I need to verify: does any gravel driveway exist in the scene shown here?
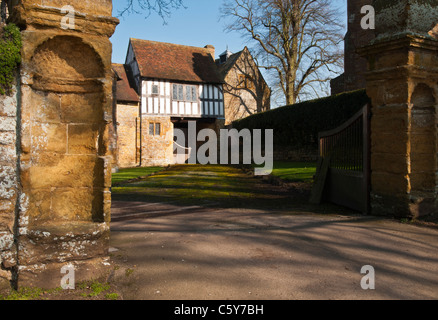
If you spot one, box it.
[110,201,438,300]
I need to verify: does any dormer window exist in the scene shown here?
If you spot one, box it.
[219,49,233,64]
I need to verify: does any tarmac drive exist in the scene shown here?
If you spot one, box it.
[109,201,438,300]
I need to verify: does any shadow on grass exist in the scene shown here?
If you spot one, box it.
[109,166,438,300]
[111,164,353,215]
[112,167,164,185]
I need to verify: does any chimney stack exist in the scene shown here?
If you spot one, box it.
[204,45,215,60]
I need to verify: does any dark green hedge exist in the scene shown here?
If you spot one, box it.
[232,89,370,148]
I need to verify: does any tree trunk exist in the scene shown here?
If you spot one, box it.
[285,75,296,105]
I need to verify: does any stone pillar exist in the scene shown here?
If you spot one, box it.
[360,0,438,218]
[344,0,375,92]
[8,0,118,288]
[0,76,19,290]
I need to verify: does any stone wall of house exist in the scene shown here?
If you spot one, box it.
[0,78,18,290]
[135,116,227,168]
[223,49,270,125]
[140,116,174,166]
[116,103,140,168]
[223,89,255,125]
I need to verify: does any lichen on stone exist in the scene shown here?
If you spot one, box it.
[374,0,438,40]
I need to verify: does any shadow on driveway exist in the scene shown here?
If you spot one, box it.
[109,165,438,300]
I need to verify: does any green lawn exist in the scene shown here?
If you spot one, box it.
[112,162,316,186]
[111,163,320,210]
[267,161,317,183]
[112,164,307,208]
[112,167,163,185]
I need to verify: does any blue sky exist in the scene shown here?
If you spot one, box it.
[110,0,347,105]
[111,0,347,64]
[111,0,253,63]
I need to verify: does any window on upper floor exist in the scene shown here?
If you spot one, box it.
[172,84,198,102]
[151,84,159,95]
[186,85,192,102]
[191,86,197,102]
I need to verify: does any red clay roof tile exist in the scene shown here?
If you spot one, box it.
[130,39,223,84]
[112,63,139,103]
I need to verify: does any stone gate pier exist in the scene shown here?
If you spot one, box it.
[360,0,438,217]
[1,0,118,289]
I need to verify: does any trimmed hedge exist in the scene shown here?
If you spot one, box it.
[233,89,370,148]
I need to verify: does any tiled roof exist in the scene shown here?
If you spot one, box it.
[130,39,223,84]
[216,50,244,79]
[112,63,139,103]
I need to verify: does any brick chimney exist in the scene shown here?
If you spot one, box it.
[204,44,215,60]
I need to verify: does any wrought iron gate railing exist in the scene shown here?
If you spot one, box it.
[312,104,371,214]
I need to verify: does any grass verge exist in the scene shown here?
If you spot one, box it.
[112,167,164,185]
[111,164,316,210]
[269,161,317,183]
[0,279,121,300]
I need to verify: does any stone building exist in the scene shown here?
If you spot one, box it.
[113,40,269,168]
[114,39,225,168]
[112,63,140,169]
[216,47,271,125]
[331,0,375,95]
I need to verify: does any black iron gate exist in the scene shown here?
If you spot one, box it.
[311,104,371,214]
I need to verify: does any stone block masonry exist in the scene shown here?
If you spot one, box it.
[0,79,18,290]
[360,0,438,218]
[116,103,140,168]
[0,0,119,289]
[141,116,174,167]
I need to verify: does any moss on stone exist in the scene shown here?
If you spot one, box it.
[0,23,21,95]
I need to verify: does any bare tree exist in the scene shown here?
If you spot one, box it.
[118,0,185,22]
[222,0,344,105]
[221,48,271,123]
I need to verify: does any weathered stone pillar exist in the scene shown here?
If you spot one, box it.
[0,76,19,290]
[8,0,118,288]
[360,0,438,218]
